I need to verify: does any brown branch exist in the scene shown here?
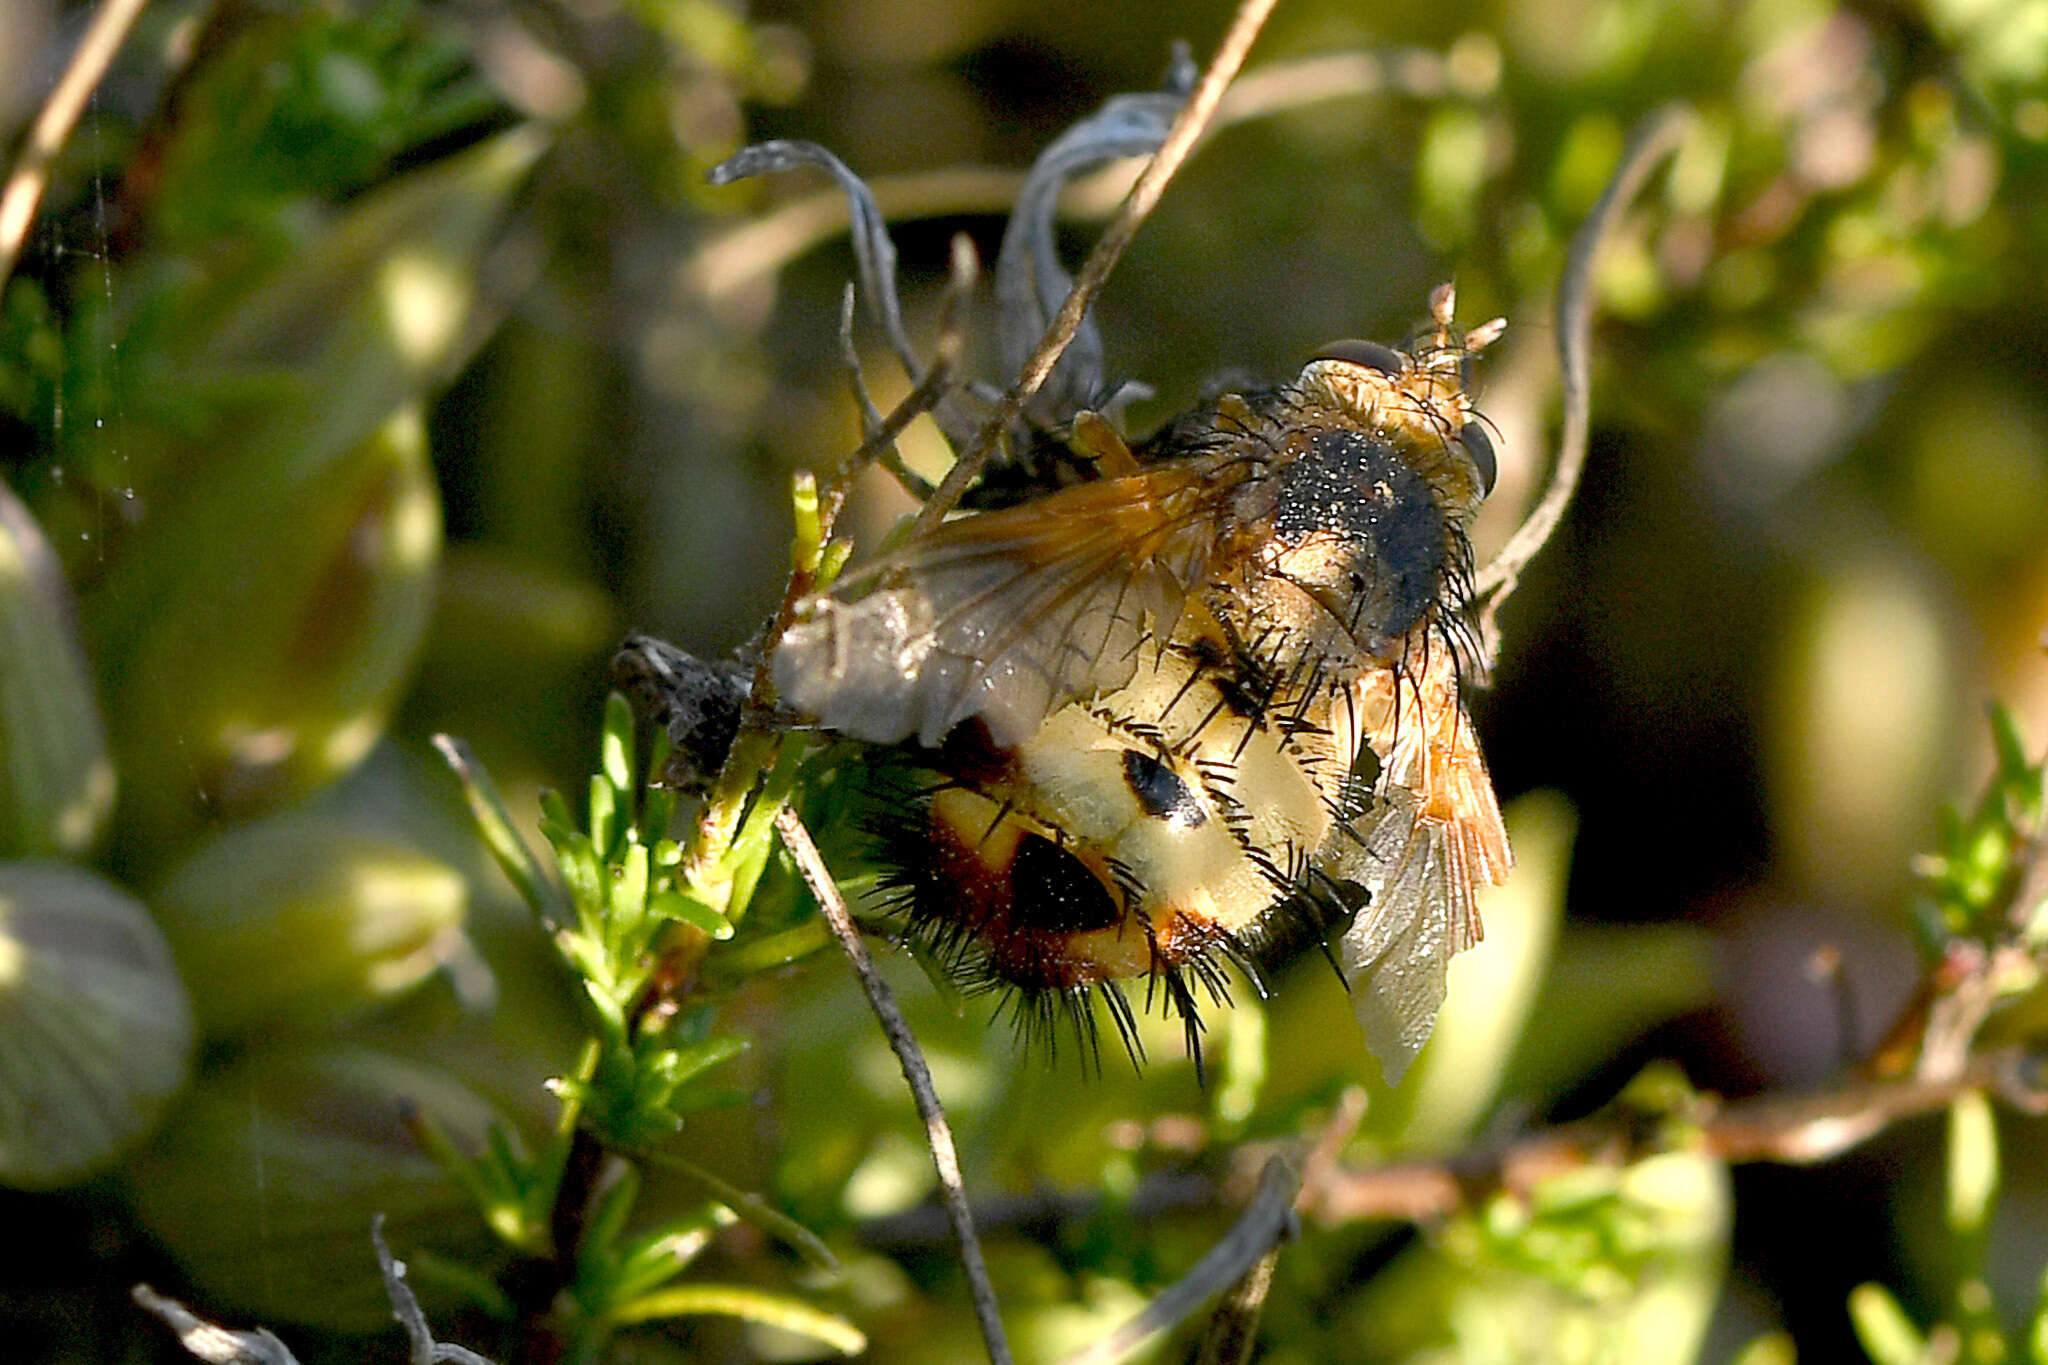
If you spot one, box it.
[0,0,153,288]
[910,0,1282,535]
[774,807,1012,1365]
[1302,1045,2048,1226]
[852,1046,2048,1256]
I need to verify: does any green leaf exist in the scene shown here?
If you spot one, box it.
[649,888,733,938]
[0,863,194,1187]
[790,470,824,575]
[413,1110,538,1252]
[1730,1332,1798,1365]
[602,692,637,794]
[150,810,469,1039]
[579,1163,641,1259]
[603,1211,722,1305]
[590,773,618,860]
[606,1282,866,1355]
[1849,1283,1928,1365]
[433,734,562,925]
[0,484,114,858]
[661,1034,749,1089]
[1991,704,2032,793]
[610,842,652,950]
[1948,1090,2000,1238]
[538,789,575,833]
[637,1149,838,1272]
[87,128,549,861]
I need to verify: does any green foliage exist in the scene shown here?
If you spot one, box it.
[433,697,857,1357]
[145,2,500,246]
[1849,1092,2035,1365]
[1918,706,2048,950]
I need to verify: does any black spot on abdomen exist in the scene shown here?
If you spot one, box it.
[1010,835,1123,933]
[1121,749,1207,826]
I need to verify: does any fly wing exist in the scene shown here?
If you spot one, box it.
[1328,656,1510,1081]
[1336,788,1460,1080]
[775,462,1243,748]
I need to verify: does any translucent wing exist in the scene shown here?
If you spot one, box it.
[776,461,1245,747]
[1328,656,1510,1081]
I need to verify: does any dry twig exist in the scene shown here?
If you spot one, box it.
[0,0,152,287]
[853,1045,2048,1254]
[1054,1157,1300,1365]
[911,0,1282,534]
[820,235,978,538]
[1301,1045,2048,1225]
[686,47,1464,305]
[774,806,1012,1365]
[1473,104,1691,620]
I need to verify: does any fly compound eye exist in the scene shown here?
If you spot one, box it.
[1310,338,1404,376]
[1459,421,1498,495]
[1121,749,1207,828]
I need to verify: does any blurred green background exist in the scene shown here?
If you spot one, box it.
[4,0,2048,1360]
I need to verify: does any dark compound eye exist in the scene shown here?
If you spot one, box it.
[1121,749,1207,827]
[1310,338,1404,376]
[1459,421,1497,494]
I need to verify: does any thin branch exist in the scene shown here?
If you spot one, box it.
[373,1217,501,1365]
[1212,47,1454,121]
[0,0,152,288]
[1297,1084,1369,1197]
[855,1174,1218,1252]
[774,807,1013,1365]
[818,233,977,541]
[853,1044,2048,1255]
[1193,1241,1282,1365]
[1054,1157,1300,1365]
[1474,104,1691,615]
[910,0,1282,536]
[132,1285,299,1365]
[836,285,887,443]
[1302,1044,2048,1225]
[725,232,978,741]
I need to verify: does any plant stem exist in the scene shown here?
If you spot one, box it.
[774,806,1013,1365]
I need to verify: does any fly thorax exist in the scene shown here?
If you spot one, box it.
[1261,427,1452,662]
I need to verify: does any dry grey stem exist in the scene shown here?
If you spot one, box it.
[911,0,1283,535]
[1055,1157,1301,1365]
[1474,105,1693,615]
[774,806,1014,1365]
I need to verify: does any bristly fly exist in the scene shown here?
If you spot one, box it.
[622,65,1673,1080]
